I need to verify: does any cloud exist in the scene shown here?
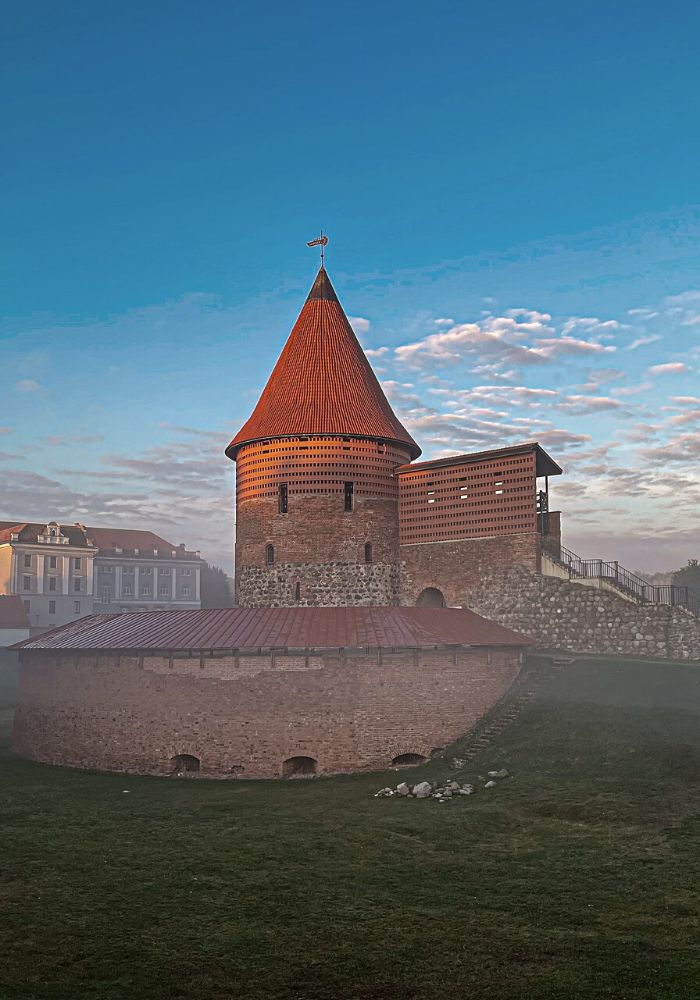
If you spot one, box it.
[647,362,691,375]
[557,395,622,415]
[365,346,389,359]
[394,306,619,374]
[624,334,662,351]
[349,316,370,335]
[0,427,11,435]
[45,434,104,446]
[14,379,41,393]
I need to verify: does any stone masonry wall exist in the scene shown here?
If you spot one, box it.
[238,561,401,607]
[400,533,540,607]
[465,566,700,661]
[12,646,521,778]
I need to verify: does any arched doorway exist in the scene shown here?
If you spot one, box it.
[416,587,446,608]
[282,756,317,778]
[171,753,200,774]
[391,752,427,767]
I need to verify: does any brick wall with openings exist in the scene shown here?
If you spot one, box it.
[465,566,700,661]
[400,533,540,607]
[13,646,522,778]
[235,494,401,606]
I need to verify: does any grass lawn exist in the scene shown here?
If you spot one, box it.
[2,656,700,1000]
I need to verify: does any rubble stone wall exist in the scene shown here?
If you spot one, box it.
[465,566,700,661]
[12,645,521,778]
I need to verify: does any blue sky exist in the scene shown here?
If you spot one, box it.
[2,0,700,573]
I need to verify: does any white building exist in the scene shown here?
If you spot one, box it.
[0,521,202,631]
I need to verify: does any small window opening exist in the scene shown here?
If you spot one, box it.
[391,753,427,767]
[171,754,200,775]
[266,544,275,565]
[364,542,373,564]
[294,582,301,601]
[278,482,288,514]
[282,756,317,778]
[344,481,353,511]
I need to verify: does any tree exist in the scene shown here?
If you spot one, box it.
[200,563,234,608]
[672,559,700,594]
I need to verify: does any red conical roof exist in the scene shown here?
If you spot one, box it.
[226,268,421,460]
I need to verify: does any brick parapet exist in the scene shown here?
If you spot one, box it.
[12,646,522,778]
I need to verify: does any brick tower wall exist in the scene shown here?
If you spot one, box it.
[235,436,412,606]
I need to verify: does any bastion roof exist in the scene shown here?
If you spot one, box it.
[226,267,421,460]
[396,442,563,478]
[13,606,531,653]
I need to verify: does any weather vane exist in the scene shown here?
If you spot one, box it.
[307,229,329,266]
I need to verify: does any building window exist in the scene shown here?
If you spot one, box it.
[49,556,57,569]
[364,542,373,564]
[22,575,31,591]
[182,585,190,597]
[161,568,170,576]
[294,582,301,602]
[48,600,56,615]
[48,577,57,592]
[74,601,81,615]
[182,568,191,576]
[102,588,110,604]
[123,585,132,596]
[24,554,31,568]
[141,586,150,596]
[160,586,168,596]
[278,482,288,514]
[74,557,81,570]
[265,544,274,566]
[22,600,30,613]
[344,481,353,511]
[74,579,81,592]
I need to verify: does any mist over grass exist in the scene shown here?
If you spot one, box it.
[1,656,699,999]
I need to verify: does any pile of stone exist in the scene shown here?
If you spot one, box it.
[374,769,509,802]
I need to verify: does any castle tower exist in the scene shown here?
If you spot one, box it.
[226,267,421,607]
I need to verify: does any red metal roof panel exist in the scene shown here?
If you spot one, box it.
[13,606,532,652]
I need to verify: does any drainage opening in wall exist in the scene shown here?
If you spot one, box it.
[171,753,200,774]
[391,753,427,767]
[282,756,317,778]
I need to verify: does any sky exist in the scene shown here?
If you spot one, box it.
[2,0,700,575]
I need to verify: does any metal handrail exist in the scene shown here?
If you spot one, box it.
[541,538,700,618]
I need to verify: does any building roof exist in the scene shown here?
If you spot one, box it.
[0,522,96,547]
[0,595,30,631]
[13,606,531,652]
[226,267,421,460]
[0,521,200,560]
[396,442,562,478]
[84,527,201,561]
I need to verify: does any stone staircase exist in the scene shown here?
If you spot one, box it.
[449,656,564,763]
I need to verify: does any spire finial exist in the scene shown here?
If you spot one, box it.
[306,229,329,267]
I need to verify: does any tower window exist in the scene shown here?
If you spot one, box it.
[278,483,288,514]
[266,544,275,565]
[294,582,301,602]
[364,542,373,564]
[344,481,353,512]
